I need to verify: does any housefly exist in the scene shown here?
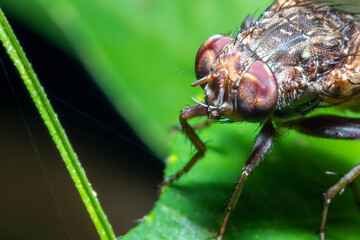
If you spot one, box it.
[161,0,360,239]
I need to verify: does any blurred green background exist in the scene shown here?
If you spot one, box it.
[0,0,359,239]
[1,0,273,156]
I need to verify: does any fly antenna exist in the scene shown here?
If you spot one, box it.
[191,73,216,87]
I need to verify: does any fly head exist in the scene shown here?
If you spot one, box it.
[193,34,279,123]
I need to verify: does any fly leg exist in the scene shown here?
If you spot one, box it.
[171,119,211,134]
[318,164,360,240]
[217,120,276,240]
[191,119,212,130]
[160,104,208,186]
[288,115,360,240]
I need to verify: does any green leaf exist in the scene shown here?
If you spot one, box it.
[122,120,360,239]
[2,0,360,239]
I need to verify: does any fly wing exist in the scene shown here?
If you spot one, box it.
[332,0,360,14]
[266,0,311,11]
[267,0,360,14]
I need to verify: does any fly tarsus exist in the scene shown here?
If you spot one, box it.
[319,163,360,240]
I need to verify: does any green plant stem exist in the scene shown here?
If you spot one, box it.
[0,8,116,240]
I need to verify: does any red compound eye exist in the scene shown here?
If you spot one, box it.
[195,34,232,82]
[236,60,278,123]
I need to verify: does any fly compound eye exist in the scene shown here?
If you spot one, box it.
[236,60,278,123]
[195,34,232,83]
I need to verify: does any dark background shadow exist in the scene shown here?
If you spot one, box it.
[0,16,164,240]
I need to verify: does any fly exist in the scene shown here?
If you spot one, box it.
[161,0,360,239]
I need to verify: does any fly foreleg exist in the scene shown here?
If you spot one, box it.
[287,115,360,240]
[160,104,208,187]
[217,120,276,240]
[171,119,211,134]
